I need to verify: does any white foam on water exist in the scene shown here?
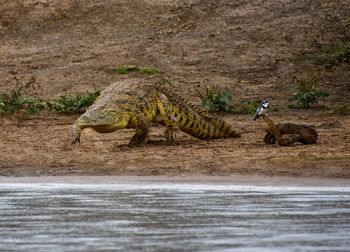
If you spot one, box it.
[1,182,350,193]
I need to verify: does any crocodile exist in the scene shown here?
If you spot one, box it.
[71,78,240,147]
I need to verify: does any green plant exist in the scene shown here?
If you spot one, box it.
[333,43,350,62]
[0,85,23,113]
[194,83,235,112]
[23,97,46,114]
[288,80,329,108]
[139,67,161,74]
[116,65,141,74]
[240,99,262,114]
[46,88,101,113]
[0,85,102,115]
[0,85,46,114]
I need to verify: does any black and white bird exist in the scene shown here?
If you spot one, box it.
[252,99,269,122]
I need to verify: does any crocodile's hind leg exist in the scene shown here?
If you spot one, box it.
[127,110,150,147]
[156,93,180,145]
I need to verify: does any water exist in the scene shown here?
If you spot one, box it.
[0,182,350,252]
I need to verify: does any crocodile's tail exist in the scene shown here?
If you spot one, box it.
[191,111,241,139]
[158,86,240,140]
[177,109,241,140]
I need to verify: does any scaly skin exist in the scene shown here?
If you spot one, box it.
[72,78,240,147]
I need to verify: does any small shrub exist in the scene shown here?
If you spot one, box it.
[116,65,141,74]
[0,85,46,114]
[194,83,235,112]
[23,98,46,114]
[288,80,329,108]
[240,99,262,114]
[47,88,101,113]
[0,85,23,113]
[0,85,102,115]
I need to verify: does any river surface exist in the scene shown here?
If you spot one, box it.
[0,181,350,252]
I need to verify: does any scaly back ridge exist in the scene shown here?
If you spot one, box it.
[157,85,240,139]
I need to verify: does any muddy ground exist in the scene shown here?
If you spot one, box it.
[0,0,349,178]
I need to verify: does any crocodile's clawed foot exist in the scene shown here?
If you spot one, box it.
[72,123,82,146]
[128,130,149,147]
[71,134,81,146]
[128,136,144,147]
[165,129,180,145]
[127,140,139,148]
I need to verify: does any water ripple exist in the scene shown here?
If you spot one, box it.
[0,183,349,252]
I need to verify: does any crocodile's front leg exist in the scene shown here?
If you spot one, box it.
[127,110,150,147]
[156,93,180,145]
[72,120,83,145]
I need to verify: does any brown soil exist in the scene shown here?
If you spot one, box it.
[1,0,350,178]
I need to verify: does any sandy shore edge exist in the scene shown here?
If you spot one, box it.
[0,175,349,187]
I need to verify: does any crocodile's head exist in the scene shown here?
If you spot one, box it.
[72,107,129,140]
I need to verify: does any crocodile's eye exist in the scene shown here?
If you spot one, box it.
[106,110,117,117]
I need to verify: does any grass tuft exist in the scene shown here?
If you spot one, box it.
[116,65,141,74]
[139,67,161,74]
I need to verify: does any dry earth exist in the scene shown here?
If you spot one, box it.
[0,0,349,178]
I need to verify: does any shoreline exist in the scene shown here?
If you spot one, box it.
[1,175,350,187]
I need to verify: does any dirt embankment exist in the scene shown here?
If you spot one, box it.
[0,0,349,178]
